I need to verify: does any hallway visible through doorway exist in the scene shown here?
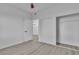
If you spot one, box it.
[33,19,39,41]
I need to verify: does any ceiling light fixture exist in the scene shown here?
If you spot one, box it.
[31,3,34,9]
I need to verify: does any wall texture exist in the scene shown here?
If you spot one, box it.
[38,3,79,45]
[0,4,33,49]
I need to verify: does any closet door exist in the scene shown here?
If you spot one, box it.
[59,14,79,46]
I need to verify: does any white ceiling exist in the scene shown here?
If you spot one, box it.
[9,3,53,13]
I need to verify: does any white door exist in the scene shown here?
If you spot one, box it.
[59,14,79,46]
[24,19,33,41]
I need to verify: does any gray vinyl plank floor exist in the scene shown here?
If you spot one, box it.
[0,37,79,55]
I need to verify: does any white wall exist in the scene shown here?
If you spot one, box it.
[39,19,54,44]
[0,4,33,49]
[38,3,79,45]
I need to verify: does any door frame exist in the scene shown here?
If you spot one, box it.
[56,13,79,45]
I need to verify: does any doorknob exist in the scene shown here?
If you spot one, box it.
[25,30,27,32]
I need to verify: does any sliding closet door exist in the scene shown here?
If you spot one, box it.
[59,14,79,46]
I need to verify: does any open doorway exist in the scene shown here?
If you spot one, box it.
[32,19,39,41]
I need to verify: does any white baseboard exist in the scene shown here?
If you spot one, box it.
[0,41,24,49]
[38,39,56,45]
[0,39,32,50]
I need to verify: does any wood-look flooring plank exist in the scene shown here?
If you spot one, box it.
[0,38,79,55]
